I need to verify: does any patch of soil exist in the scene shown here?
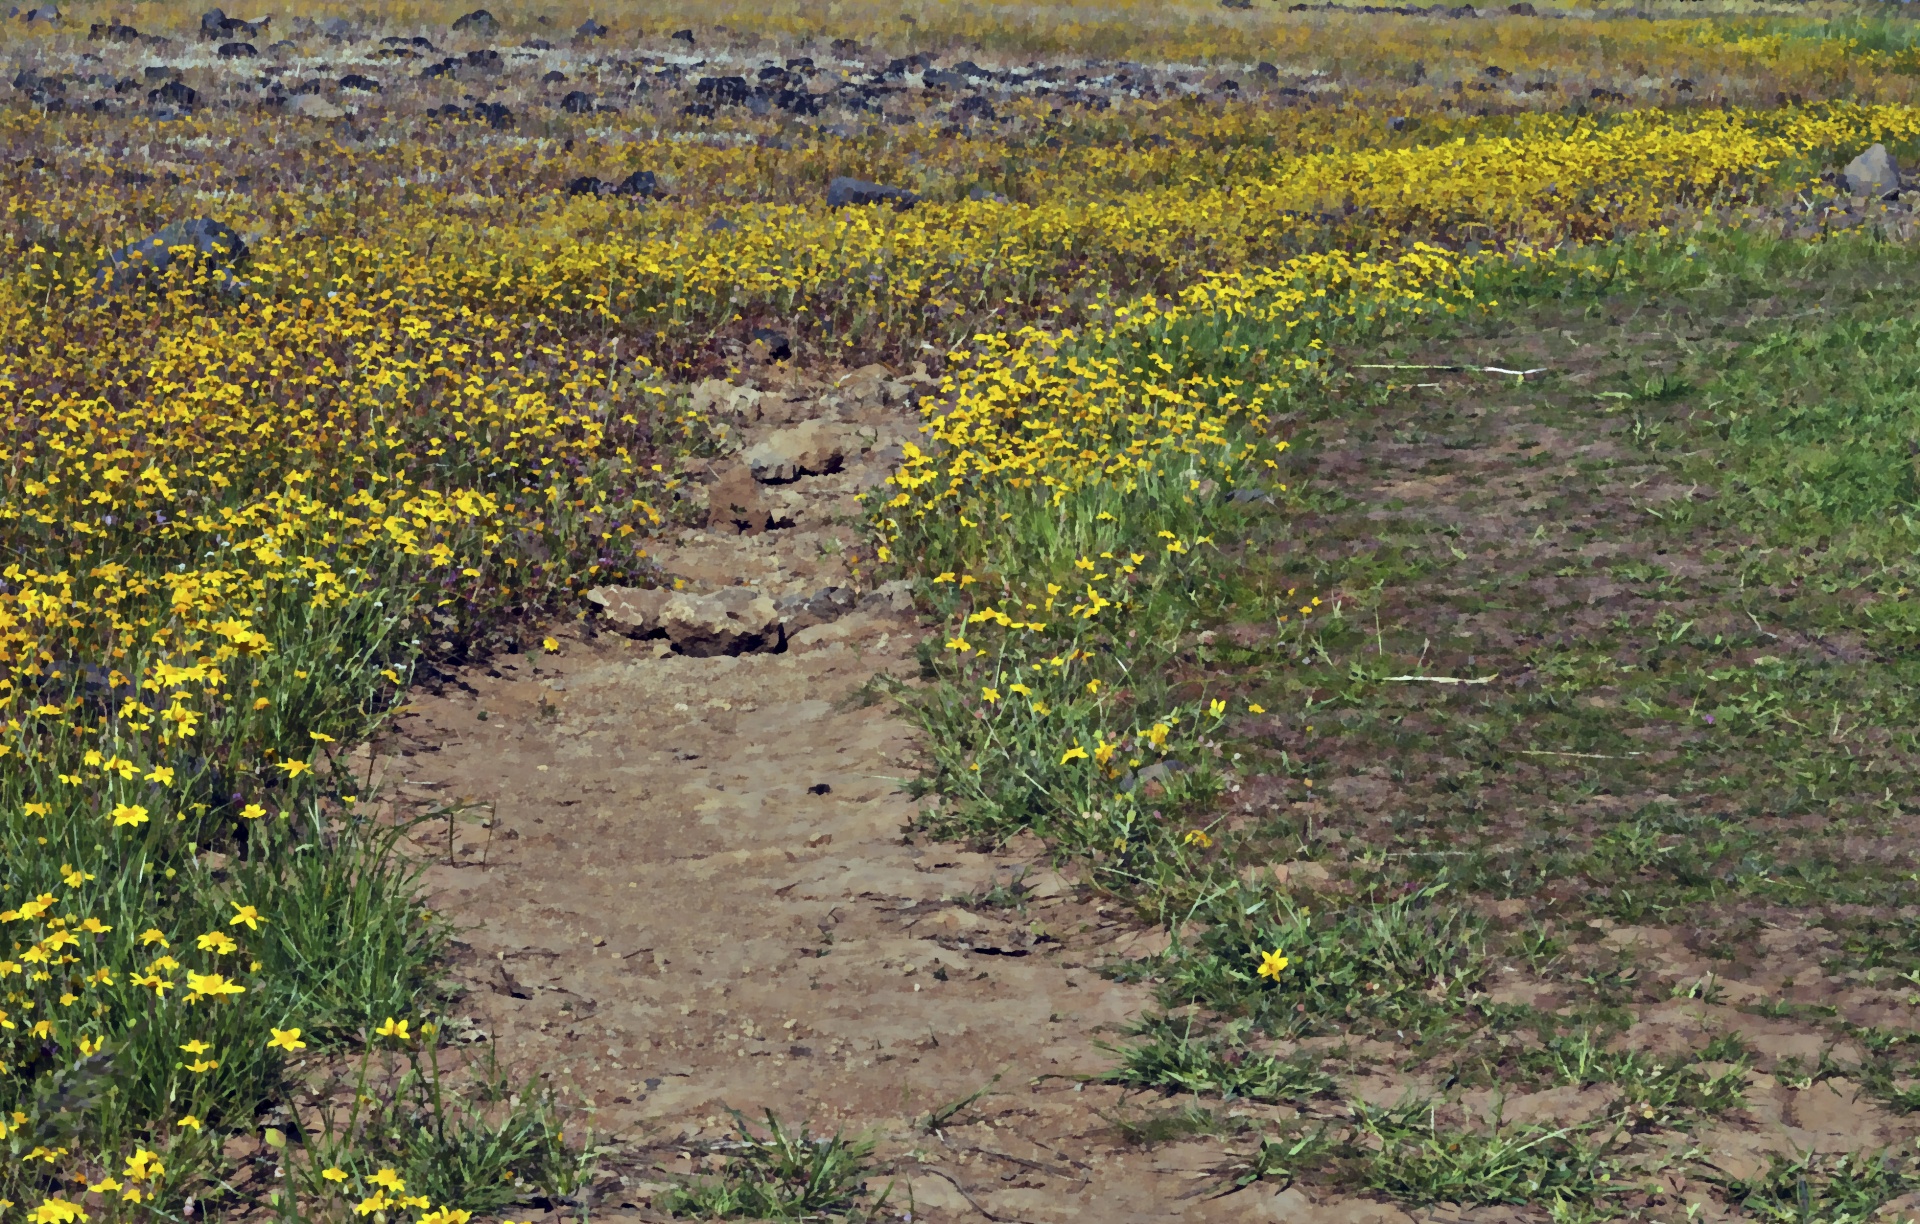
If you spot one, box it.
[380,367,1413,1221]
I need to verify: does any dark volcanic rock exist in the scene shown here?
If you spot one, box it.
[695,75,748,105]
[826,176,917,210]
[450,8,498,35]
[560,89,593,112]
[615,169,659,197]
[148,79,197,106]
[96,217,248,297]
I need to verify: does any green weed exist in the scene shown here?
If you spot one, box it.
[656,1110,882,1220]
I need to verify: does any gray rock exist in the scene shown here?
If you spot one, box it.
[743,420,853,484]
[587,585,669,635]
[589,585,783,656]
[576,18,606,37]
[1845,143,1900,197]
[858,579,914,614]
[826,175,917,210]
[660,588,781,656]
[320,16,355,39]
[450,8,498,34]
[285,93,344,119]
[777,586,855,630]
[96,217,247,297]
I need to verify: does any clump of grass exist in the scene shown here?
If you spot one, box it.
[657,1110,883,1221]
[1098,1014,1337,1101]
[1355,1102,1620,1207]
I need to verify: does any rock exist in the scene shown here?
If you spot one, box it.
[858,579,914,614]
[337,73,380,90]
[744,420,853,483]
[18,4,55,21]
[576,18,606,37]
[670,28,694,43]
[145,77,194,105]
[450,8,498,34]
[695,75,748,105]
[218,41,256,57]
[320,16,355,39]
[89,21,138,41]
[688,378,763,418]
[473,100,512,127]
[615,169,659,197]
[565,175,608,196]
[777,586,855,629]
[836,363,901,404]
[560,89,593,113]
[1846,143,1900,197]
[705,465,772,535]
[826,176,918,210]
[953,94,995,121]
[285,93,344,118]
[542,69,566,83]
[96,217,247,298]
[587,586,670,636]
[199,7,225,36]
[661,588,781,657]
[748,328,791,361]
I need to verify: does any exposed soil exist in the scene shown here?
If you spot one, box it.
[372,368,1337,1221]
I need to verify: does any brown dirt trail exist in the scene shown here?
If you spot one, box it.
[374,368,1319,1222]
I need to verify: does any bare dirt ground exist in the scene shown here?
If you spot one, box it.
[368,367,1335,1222]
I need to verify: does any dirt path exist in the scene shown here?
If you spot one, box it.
[375,367,1318,1222]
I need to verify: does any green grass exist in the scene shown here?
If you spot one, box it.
[892,222,1920,1213]
[656,1110,884,1221]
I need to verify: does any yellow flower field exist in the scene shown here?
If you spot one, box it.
[0,0,1915,1217]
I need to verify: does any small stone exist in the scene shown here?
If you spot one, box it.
[688,378,762,418]
[337,73,380,90]
[576,18,607,37]
[748,328,791,361]
[560,89,593,113]
[826,175,918,210]
[285,93,343,118]
[776,586,854,630]
[743,420,852,484]
[565,175,608,196]
[671,28,695,43]
[587,586,670,637]
[1845,142,1900,197]
[705,465,772,535]
[857,580,914,615]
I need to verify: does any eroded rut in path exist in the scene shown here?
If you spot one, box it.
[375,366,1293,1223]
